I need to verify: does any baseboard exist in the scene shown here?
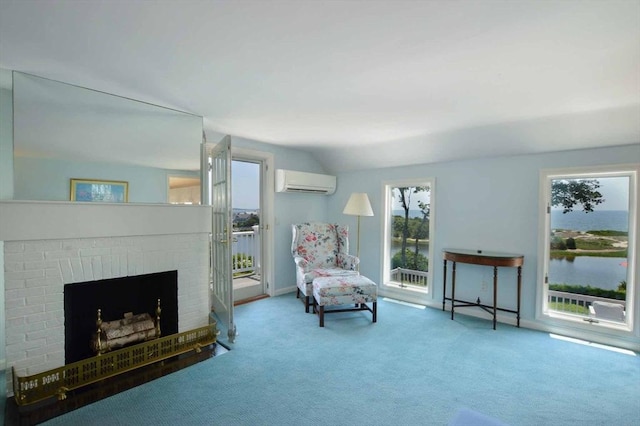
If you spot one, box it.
[274,285,297,297]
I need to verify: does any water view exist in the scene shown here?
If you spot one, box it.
[549,209,629,291]
[549,257,627,291]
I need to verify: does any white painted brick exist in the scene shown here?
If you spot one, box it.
[4,232,210,394]
[6,351,26,363]
[23,356,49,374]
[6,304,45,320]
[128,252,143,275]
[6,333,26,345]
[45,250,77,260]
[45,259,59,268]
[111,246,127,255]
[80,257,93,281]
[6,287,43,300]
[45,301,64,312]
[101,256,113,279]
[25,295,45,306]
[45,267,61,278]
[4,279,26,290]
[25,277,47,288]
[45,317,64,329]
[4,252,26,262]
[91,256,103,280]
[79,247,111,257]
[23,251,46,262]
[5,269,44,280]
[10,321,46,335]
[45,351,65,365]
[25,241,62,252]
[4,241,25,252]
[22,260,44,270]
[63,239,94,250]
[26,328,49,342]
[7,316,25,327]
[44,337,64,351]
[69,258,84,282]
[119,253,128,276]
[59,258,73,283]
[25,310,57,324]
[8,338,46,354]
[44,284,63,295]
[44,293,62,304]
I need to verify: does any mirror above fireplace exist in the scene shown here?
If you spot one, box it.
[11,72,204,204]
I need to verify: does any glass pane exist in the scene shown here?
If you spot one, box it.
[387,184,431,290]
[547,176,630,324]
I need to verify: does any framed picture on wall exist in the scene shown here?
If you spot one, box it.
[70,178,129,203]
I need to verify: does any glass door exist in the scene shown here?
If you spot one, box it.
[231,159,264,302]
[204,135,236,343]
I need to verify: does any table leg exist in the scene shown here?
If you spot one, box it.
[451,261,456,320]
[517,266,522,328]
[442,259,447,311]
[493,266,498,330]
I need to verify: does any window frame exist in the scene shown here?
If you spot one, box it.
[380,178,436,304]
[536,164,638,334]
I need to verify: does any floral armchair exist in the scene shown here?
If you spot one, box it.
[291,223,359,312]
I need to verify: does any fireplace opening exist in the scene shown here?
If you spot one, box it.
[64,270,178,364]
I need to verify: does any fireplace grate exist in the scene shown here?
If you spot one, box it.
[12,323,218,406]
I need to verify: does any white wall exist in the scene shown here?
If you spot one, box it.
[329,144,640,350]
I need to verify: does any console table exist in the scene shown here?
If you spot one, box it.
[442,249,523,329]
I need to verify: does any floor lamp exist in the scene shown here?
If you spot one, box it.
[343,192,374,269]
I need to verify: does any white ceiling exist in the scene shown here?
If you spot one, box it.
[1,0,639,173]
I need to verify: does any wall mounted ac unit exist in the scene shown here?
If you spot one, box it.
[275,169,336,195]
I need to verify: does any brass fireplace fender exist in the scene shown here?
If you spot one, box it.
[12,323,218,406]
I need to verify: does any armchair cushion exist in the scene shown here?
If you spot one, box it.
[291,222,359,298]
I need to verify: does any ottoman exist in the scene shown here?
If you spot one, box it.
[312,275,377,327]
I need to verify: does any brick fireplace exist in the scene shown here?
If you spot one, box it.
[0,201,212,395]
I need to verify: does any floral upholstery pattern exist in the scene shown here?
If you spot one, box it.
[312,275,378,327]
[312,275,377,307]
[291,223,359,311]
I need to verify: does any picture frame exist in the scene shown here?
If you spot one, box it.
[70,178,129,203]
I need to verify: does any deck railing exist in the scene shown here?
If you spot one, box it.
[232,226,261,276]
[390,267,428,287]
[547,290,626,316]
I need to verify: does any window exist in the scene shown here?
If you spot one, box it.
[539,165,637,331]
[382,179,435,301]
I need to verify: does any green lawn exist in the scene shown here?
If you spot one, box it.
[548,302,590,315]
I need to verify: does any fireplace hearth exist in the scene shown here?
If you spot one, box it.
[64,271,178,364]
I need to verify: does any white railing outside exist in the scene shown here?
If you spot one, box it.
[548,290,626,315]
[390,267,428,287]
[232,226,261,276]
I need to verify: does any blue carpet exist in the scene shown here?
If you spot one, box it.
[31,293,640,425]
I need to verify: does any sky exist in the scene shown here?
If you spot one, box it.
[595,177,630,211]
[391,186,431,212]
[232,160,260,209]
[550,176,630,211]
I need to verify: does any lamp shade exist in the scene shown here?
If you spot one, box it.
[343,192,374,217]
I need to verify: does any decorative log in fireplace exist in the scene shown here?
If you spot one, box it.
[64,271,178,364]
[92,299,162,355]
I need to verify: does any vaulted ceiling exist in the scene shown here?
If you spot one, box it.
[1,0,638,173]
